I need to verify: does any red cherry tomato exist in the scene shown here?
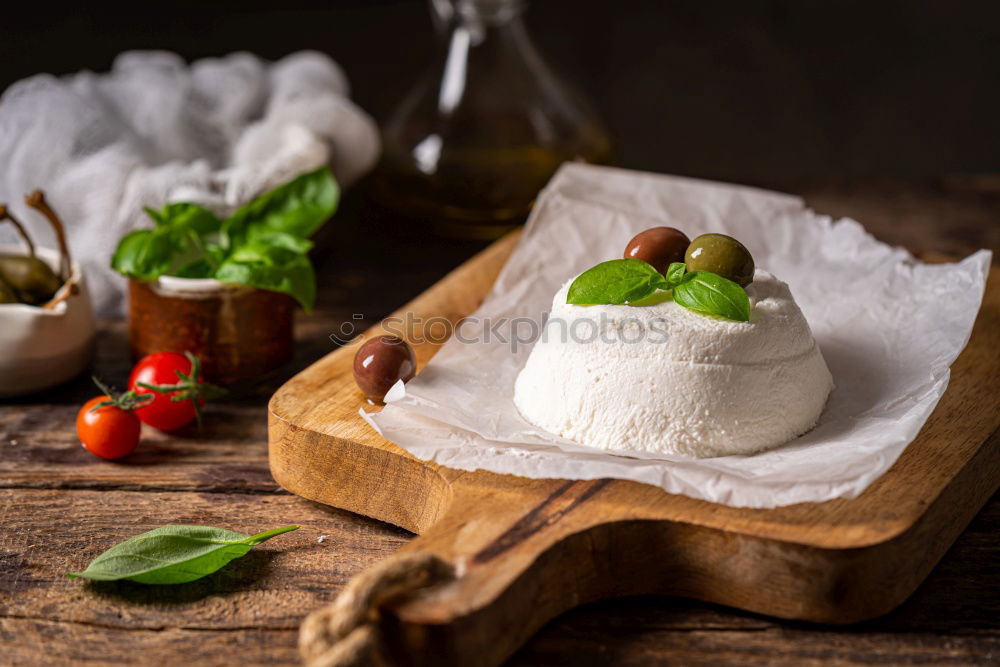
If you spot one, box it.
[128,352,201,431]
[76,396,141,460]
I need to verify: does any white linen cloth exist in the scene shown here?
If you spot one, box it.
[367,163,991,508]
[0,51,380,315]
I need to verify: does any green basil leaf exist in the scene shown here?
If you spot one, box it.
[144,203,222,236]
[111,228,200,280]
[112,204,223,280]
[665,262,687,287]
[111,170,336,311]
[567,259,667,305]
[248,230,315,255]
[172,259,215,278]
[214,250,316,311]
[67,525,298,584]
[672,270,751,322]
[110,229,168,280]
[222,166,338,250]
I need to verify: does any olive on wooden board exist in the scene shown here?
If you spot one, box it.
[684,233,755,287]
[624,226,691,274]
[0,255,62,304]
[353,335,417,402]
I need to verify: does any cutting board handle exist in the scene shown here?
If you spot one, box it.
[300,477,624,666]
[299,551,456,666]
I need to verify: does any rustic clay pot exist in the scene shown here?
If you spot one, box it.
[128,277,294,385]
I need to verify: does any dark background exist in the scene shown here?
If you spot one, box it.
[4,0,999,189]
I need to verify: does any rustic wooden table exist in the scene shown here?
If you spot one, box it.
[1,179,998,665]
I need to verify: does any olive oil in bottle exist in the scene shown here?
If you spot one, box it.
[368,0,611,240]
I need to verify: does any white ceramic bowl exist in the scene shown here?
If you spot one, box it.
[0,244,96,397]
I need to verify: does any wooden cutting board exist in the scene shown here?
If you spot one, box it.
[269,231,999,666]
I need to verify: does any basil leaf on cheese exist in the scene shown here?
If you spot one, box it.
[672,270,751,322]
[567,259,668,305]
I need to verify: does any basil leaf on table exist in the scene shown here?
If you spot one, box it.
[672,271,751,322]
[567,259,668,305]
[68,525,298,584]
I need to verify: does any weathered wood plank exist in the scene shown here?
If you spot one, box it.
[514,626,1000,666]
[0,311,348,493]
[5,616,995,667]
[0,404,279,493]
[799,179,1000,261]
[0,489,409,633]
[0,491,994,665]
[0,619,302,667]
[510,494,1000,665]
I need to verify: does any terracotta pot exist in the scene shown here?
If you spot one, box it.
[128,277,294,385]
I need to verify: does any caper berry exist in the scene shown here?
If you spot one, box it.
[0,255,62,304]
[0,275,17,304]
[684,233,755,287]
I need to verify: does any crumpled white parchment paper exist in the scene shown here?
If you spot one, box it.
[367,163,991,508]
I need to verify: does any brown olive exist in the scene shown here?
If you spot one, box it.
[353,335,417,402]
[624,227,690,274]
[684,233,755,287]
[0,255,62,304]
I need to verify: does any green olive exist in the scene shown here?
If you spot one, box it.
[684,233,755,287]
[0,275,18,304]
[0,255,62,304]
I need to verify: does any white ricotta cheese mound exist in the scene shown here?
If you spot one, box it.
[513,270,833,457]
